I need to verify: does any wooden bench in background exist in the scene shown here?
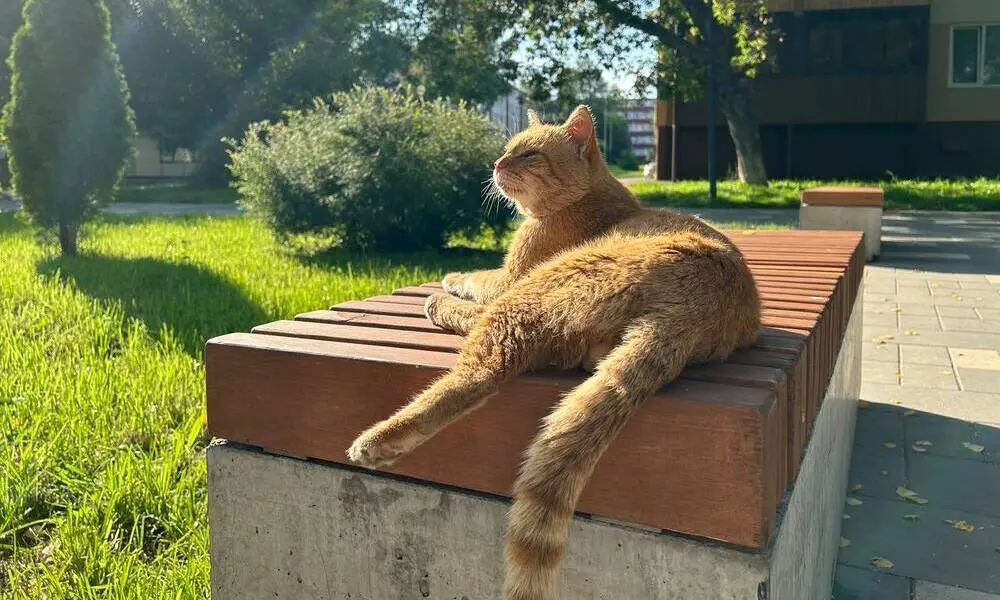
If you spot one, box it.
[205,230,866,600]
[800,186,884,261]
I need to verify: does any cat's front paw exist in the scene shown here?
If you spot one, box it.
[347,421,426,469]
[423,292,450,327]
[442,272,465,295]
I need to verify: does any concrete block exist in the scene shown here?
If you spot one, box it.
[207,298,863,600]
[800,204,882,261]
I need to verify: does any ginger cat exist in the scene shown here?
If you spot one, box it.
[347,105,762,600]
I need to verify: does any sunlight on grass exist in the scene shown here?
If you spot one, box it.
[0,213,500,597]
[630,179,1000,211]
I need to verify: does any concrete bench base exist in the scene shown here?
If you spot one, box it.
[799,187,883,261]
[206,294,861,600]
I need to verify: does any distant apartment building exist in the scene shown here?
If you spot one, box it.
[655,0,1000,180]
[622,98,656,161]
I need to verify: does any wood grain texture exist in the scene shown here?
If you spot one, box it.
[205,231,864,549]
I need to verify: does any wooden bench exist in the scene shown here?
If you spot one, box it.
[205,230,866,600]
[800,186,884,261]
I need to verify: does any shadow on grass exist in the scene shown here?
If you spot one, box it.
[37,254,269,357]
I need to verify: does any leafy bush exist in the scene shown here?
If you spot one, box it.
[2,0,135,256]
[227,85,510,251]
[615,149,640,171]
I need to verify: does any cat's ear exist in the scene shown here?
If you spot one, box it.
[563,105,597,157]
[526,109,541,127]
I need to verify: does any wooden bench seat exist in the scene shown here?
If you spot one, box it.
[206,230,865,551]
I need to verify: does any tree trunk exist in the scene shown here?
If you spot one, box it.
[59,220,78,256]
[717,79,768,185]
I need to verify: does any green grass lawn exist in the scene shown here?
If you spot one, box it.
[115,181,238,205]
[0,212,787,597]
[630,178,1000,211]
[607,164,645,179]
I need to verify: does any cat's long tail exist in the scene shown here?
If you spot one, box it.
[502,318,697,600]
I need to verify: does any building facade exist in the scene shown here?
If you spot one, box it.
[622,98,657,161]
[483,88,529,136]
[656,0,1000,180]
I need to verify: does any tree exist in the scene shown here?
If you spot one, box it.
[1,0,24,113]
[2,0,136,255]
[523,64,632,164]
[488,0,772,184]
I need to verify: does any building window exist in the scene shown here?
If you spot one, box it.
[950,25,1000,86]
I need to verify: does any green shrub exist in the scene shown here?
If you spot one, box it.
[227,85,510,251]
[2,0,135,256]
[616,149,640,171]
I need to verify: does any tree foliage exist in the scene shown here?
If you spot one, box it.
[2,0,136,255]
[479,0,773,183]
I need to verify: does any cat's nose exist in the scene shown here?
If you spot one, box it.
[494,157,510,171]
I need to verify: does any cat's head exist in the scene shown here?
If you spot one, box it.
[490,105,604,218]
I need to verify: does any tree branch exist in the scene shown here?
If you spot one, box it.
[590,0,706,63]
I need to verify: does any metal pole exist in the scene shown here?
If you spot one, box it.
[706,0,717,205]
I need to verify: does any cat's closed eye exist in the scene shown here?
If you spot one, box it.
[518,150,541,158]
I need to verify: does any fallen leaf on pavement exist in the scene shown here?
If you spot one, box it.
[903,514,920,522]
[871,558,894,569]
[840,538,851,548]
[896,486,929,505]
[962,442,985,454]
[850,483,863,492]
[945,519,976,533]
[872,335,895,345]
[884,442,897,449]
[846,497,863,506]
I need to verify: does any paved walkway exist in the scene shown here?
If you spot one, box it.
[0,198,240,216]
[834,212,1000,600]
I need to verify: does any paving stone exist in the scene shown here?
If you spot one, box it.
[866,343,901,366]
[900,345,953,367]
[901,365,959,391]
[937,307,982,319]
[915,581,1000,600]
[899,316,944,332]
[866,312,901,329]
[957,368,1000,394]
[908,453,1000,517]
[849,443,908,501]
[904,413,1000,465]
[894,303,941,317]
[950,349,1000,371]
[958,281,1000,291]
[860,329,1000,352]
[928,281,963,290]
[832,564,910,600]
[860,383,1000,425]
[856,406,906,449]
[867,303,901,315]
[838,497,1000,593]
[943,318,1000,334]
[867,361,904,385]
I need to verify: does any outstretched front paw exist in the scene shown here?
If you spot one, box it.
[347,420,426,469]
[423,292,450,327]
[442,272,465,295]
